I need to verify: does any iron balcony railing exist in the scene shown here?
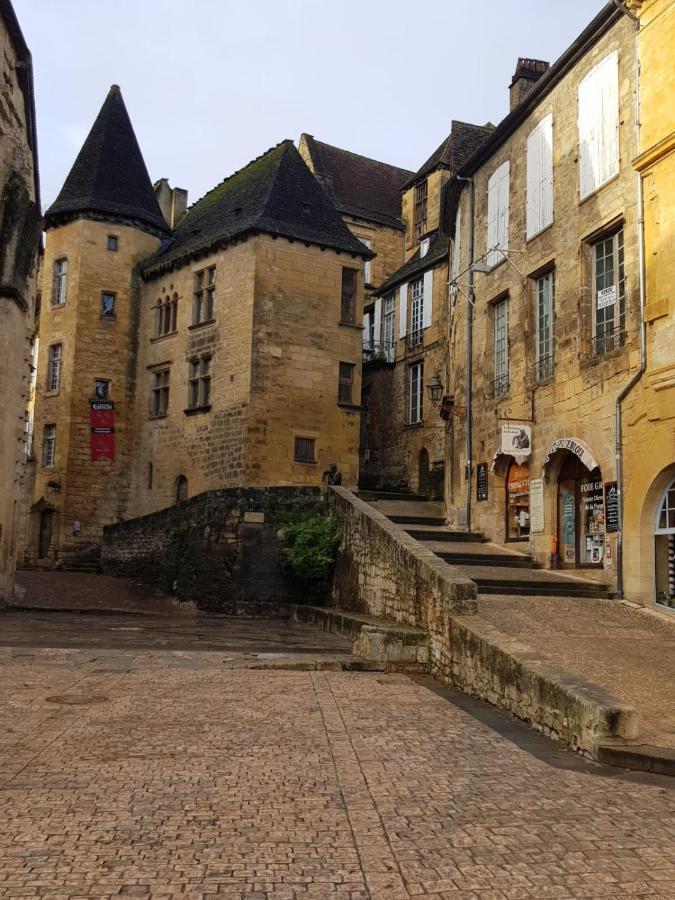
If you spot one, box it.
[363,340,396,365]
[592,324,626,358]
[491,372,510,398]
[533,353,555,382]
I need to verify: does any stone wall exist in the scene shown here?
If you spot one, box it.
[102,486,321,612]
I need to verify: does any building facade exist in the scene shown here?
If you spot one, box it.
[446,5,647,595]
[0,0,41,600]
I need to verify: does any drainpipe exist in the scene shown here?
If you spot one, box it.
[456,175,475,532]
[615,10,645,599]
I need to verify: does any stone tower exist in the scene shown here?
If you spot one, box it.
[27,85,169,564]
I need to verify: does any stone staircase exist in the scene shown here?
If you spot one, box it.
[360,491,614,600]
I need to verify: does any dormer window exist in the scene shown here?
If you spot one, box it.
[414,180,428,240]
[420,238,430,258]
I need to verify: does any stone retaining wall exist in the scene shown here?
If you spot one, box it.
[102,487,320,612]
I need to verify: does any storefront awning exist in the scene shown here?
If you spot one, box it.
[542,437,599,473]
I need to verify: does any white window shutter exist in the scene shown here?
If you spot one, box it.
[373,298,382,344]
[398,282,408,338]
[422,269,433,329]
[526,126,541,239]
[451,205,461,280]
[578,67,596,198]
[579,53,617,199]
[486,170,499,267]
[363,311,371,347]
[498,161,510,258]
[541,114,553,230]
[599,51,619,186]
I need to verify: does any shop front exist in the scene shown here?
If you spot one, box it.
[506,460,530,540]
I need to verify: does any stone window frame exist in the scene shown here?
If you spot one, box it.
[46,343,62,393]
[193,265,216,326]
[107,234,119,252]
[414,180,428,241]
[94,379,110,400]
[338,361,355,406]
[52,258,67,306]
[154,293,178,338]
[42,423,56,467]
[492,293,510,398]
[340,267,358,325]
[149,365,170,418]
[408,360,424,426]
[528,263,556,383]
[101,291,117,319]
[294,436,316,464]
[590,226,626,358]
[186,354,212,413]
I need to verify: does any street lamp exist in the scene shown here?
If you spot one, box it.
[426,373,444,405]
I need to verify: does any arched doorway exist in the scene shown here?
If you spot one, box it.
[38,509,53,559]
[557,455,604,568]
[175,475,188,504]
[505,459,530,540]
[655,478,675,608]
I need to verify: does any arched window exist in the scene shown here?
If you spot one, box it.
[175,475,188,505]
[655,478,675,608]
[655,479,675,534]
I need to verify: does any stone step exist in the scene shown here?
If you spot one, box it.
[357,490,428,502]
[432,550,537,568]
[390,514,447,527]
[405,526,488,543]
[455,565,613,598]
[291,605,428,667]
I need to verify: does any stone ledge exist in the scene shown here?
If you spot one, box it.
[596,742,675,777]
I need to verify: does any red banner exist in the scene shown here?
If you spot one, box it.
[90,401,115,461]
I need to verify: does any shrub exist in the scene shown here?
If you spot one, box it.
[281,511,340,601]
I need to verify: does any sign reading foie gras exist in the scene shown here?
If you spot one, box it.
[501,424,531,457]
[90,401,115,461]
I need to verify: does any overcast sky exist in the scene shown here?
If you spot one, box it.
[15,0,605,211]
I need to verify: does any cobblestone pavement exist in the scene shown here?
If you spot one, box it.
[478,595,675,749]
[0,615,674,899]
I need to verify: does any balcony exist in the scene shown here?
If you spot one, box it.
[363,340,396,366]
[592,324,626,358]
[491,373,510,399]
[533,353,555,383]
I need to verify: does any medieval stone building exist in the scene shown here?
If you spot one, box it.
[0,0,40,600]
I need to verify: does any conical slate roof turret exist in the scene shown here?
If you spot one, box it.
[45,85,168,234]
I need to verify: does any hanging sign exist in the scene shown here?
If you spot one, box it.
[90,401,115,461]
[530,478,544,533]
[476,463,488,501]
[501,425,531,457]
[604,481,619,533]
[597,285,616,309]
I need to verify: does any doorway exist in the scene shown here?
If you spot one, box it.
[557,455,604,568]
[418,448,430,496]
[654,477,675,609]
[505,459,530,540]
[38,510,53,559]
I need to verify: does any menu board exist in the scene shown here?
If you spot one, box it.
[476,463,488,501]
[529,478,544,533]
[604,481,619,533]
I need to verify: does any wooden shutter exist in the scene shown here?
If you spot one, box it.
[451,205,461,280]
[526,115,553,238]
[486,170,499,267]
[422,269,433,329]
[497,161,510,259]
[540,114,553,230]
[398,282,408,338]
[373,298,382,344]
[579,54,617,199]
[363,311,371,347]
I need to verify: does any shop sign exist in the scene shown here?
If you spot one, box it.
[597,285,616,309]
[604,481,619,533]
[476,463,488,501]
[530,478,544,533]
[90,401,115,461]
[501,425,531,457]
[543,437,598,472]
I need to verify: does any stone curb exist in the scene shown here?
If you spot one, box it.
[596,742,675,777]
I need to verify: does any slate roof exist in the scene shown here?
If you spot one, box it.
[143,140,373,276]
[401,121,494,190]
[300,135,413,230]
[45,85,168,234]
[375,231,448,295]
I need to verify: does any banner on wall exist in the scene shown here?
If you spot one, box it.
[90,401,115,461]
[501,425,531,457]
[529,478,544,533]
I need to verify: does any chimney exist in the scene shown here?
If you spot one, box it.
[153,178,188,229]
[509,58,550,111]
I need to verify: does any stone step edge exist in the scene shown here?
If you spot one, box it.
[595,741,675,777]
[291,605,428,665]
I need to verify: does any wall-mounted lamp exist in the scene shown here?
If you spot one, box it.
[426,373,444,405]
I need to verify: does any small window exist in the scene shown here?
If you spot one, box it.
[341,268,357,324]
[147,462,153,490]
[534,271,555,381]
[155,294,178,337]
[294,436,316,463]
[338,362,355,405]
[420,237,430,258]
[409,277,424,347]
[187,355,212,409]
[409,361,423,425]
[150,368,170,417]
[47,343,62,392]
[52,258,67,305]
[193,266,216,325]
[101,292,116,318]
[175,475,188,504]
[414,181,428,240]
[94,379,110,400]
[591,228,625,356]
[42,424,56,467]
[359,238,372,285]
[107,235,119,251]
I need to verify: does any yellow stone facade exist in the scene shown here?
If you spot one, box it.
[447,13,639,589]
[622,0,675,607]
[0,4,40,599]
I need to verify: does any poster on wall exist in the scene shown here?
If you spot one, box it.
[604,481,619,533]
[476,463,488,501]
[597,285,616,309]
[501,425,531,457]
[90,401,115,461]
[529,478,544,533]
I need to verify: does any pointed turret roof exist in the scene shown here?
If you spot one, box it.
[143,140,372,276]
[45,85,168,234]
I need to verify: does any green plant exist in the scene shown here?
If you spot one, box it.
[281,511,340,601]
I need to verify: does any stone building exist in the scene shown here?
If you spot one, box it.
[0,0,41,600]
[26,87,370,561]
[445,4,640,592]
[360,121,492,494]
[622,0,675,607]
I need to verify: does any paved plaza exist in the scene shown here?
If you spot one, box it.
[0,610,674,899]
